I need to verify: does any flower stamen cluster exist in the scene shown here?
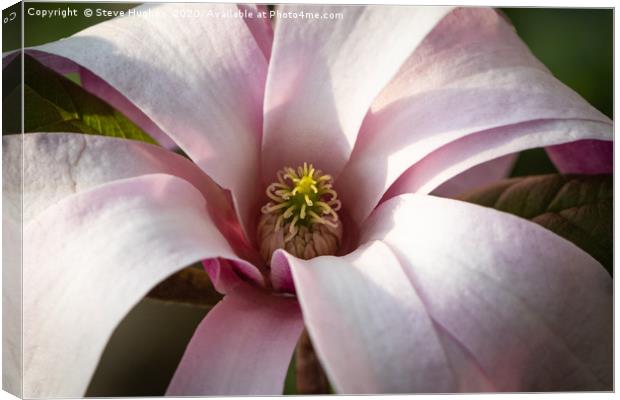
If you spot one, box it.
[258,163,343,262]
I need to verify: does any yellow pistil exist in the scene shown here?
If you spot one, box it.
[258,163,343,263]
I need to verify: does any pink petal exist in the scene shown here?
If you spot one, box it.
[270,250,297,293]
[385,119,611,199]
[31,3,268,237]
[202,259,240,294]
[22,174,259,397]
[430,154,517,198]
[337,7,611,225]
[362,194,612,390]
[2,50,19,68]
[261,5,452,180]
[203,258,265,295]
[546,139,613,174]
[12,49,79,73]
[274,242,455,393]
[167,284,303,395]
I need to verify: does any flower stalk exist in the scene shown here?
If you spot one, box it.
[296,329,331,394]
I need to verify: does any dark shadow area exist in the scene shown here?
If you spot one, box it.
[510,148,557,177]
[86,299,208,397]
[2,54,21,134]
[2,2,21,51]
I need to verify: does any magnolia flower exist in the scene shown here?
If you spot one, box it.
[3,3,613,397]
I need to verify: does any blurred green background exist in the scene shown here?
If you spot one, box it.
[3,3,613,397]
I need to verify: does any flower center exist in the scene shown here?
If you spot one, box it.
[257,163,343,263]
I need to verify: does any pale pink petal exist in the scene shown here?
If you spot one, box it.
[238,4,274,60]
[431,154,517,198]
[261,5,452,180]
[23,174,260,397]
[338,8,611,224]
[385,119,611,199]
[5,132,263,279]
[274,242,455,393]
[79,68,177,149]
[546,140,613,174]
[7,133,224,230]
[167,284,303,395]
[31,3,268,237]
[8,133,215,222]
[76,6,272,150]
[431,321,495,391]
[13,52,177,149]
[362,194,612,390]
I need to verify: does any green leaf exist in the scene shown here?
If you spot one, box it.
[7,54,156,144]
[458,174,612,275]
